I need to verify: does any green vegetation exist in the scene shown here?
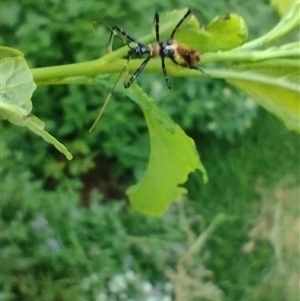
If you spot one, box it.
[1,0,299,300]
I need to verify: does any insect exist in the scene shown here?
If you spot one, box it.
[89,8,202,132]
[108,7,201,89]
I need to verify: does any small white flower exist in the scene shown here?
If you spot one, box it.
[95,292,107,301]
[244,97,257,110]
[146,297,158,301]
[205,100,216,109]
[142,281,153,294]
[124,269,136,283]
[90,273,99,283]
[31,215,48,231]
[44,237,61,253]
[81,273,99,291]
[151,81,164,98]
[163,282,173,293]
[108,274,127,293]
[223,87,232,97]
[207,122,217,131]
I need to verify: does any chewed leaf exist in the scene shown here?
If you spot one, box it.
[125,84,207,216]
[205,14,248,50]
[0,56,35,116]
[94,77,207,216]
[176,13,248,52]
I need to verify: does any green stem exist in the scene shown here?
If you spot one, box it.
[31,59,115,83]
[180,214,227,265]
[175,67,299,92]
[203,45,299,64]
[240,0,300,49]
[218,70,299,91]
[31,44,299,85]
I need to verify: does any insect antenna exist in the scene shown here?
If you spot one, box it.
[89,21,134,132]
[89,65,126,132]
[103,21,138,53]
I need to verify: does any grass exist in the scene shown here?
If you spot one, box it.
[183,108,299,301]
[1,109,299,301]
[246,176,300,301]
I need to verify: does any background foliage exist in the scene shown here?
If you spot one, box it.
[1,0,299,301]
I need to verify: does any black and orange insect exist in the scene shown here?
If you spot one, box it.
[89,8,202,131]
[108,8,201,89]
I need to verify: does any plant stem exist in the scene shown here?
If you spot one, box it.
[240,0,300,49]
[203,44,300,64]
[180,214,228,265]
[31,44,299,85]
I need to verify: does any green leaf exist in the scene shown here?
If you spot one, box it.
[110,8,247,55]
[224,60,300,133]
[25,115,73,160]
[0,45,24,59]
[176,13,248,52]
[92,76,207,215]
[270,0,295,16]
[125,84,207,216]
[0,56,73,160]
[0,56,34,117]
[241,0,300,50]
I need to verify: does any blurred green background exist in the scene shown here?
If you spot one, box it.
[1,0,299,301]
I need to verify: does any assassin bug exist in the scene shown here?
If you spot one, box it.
[108,7,201,89]
[89,8,202,131]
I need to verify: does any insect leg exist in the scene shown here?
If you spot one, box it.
[153,11,160,42]
[89,65,127,132]
[89,51,134,132]
[170,8,192,39]
[111,26,139,43]
[161,55,172,89]
[169,56,206,74]
[124,56,151,88]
